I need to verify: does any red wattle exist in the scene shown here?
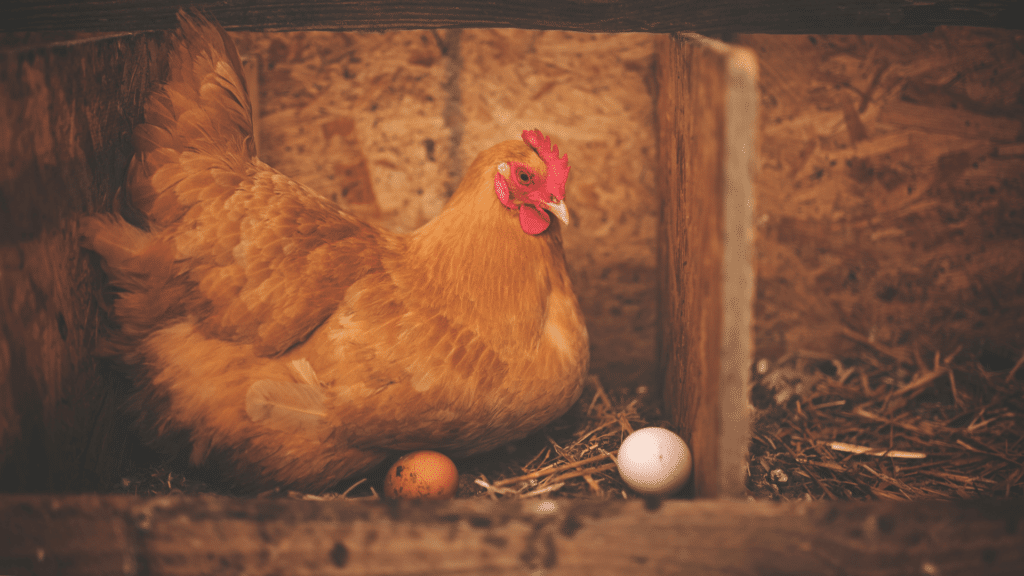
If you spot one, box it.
[519,205,551,235]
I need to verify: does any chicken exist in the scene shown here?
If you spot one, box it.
[80,12,589,492]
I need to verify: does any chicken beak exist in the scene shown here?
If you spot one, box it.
[542,199,570,226]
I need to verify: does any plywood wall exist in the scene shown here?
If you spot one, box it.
[739,28,1024,365]
[232,30,662,388]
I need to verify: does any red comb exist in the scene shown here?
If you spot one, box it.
[522,129,570,200]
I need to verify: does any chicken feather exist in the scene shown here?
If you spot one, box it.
[81,10,589,491]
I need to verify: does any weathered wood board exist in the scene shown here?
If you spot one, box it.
[0,31,168,490]
[657,33,756,498]
[5,0,1024,34]
[1,494,1022,575]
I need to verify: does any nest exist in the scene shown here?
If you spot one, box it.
[116,375,669,500]
[748,342,1024,501]
[459,376,670,500]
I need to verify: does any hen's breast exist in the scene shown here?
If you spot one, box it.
[298,257,588,455]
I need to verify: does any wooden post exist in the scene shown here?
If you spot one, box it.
[657,33,757,498]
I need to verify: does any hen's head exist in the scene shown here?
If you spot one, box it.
[493,129,571,235]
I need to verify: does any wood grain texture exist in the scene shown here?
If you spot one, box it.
[4,0,1023,34]
[0,31,166,490]
[656,33,755,498]
[1,494,1022,575]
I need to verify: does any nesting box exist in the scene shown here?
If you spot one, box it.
[2,2,1023,573]
[0,25,759,498]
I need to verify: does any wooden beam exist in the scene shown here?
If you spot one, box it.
[656,33,756,498]
[1,494,1022,575]
[4,1,1023,34]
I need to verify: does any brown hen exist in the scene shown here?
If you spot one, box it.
[81,11,589,492]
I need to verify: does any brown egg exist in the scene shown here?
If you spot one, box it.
[383,450,459,499]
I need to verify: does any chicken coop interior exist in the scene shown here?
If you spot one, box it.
[2,1,1024,573]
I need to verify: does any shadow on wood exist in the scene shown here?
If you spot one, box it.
[0,31,168,490]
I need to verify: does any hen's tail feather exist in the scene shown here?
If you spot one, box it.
[80,213,191,363]
[130,9,255,219]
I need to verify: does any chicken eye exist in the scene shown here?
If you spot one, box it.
[517,169,532,184]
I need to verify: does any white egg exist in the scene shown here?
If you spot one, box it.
[616,427,692,496]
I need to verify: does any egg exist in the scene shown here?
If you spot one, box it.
[616,427,692,496]
[383,450,459,499]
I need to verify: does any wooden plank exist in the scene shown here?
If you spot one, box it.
[656,33,756,498]
[0,30,166,490]
[1,494,1022,575]
[3,0,1023,34]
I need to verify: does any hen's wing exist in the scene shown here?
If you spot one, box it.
[124,11,387,357]
[169,169,388,356]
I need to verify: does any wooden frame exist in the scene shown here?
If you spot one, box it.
[2,2,1023,574]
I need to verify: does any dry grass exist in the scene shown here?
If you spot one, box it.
[748,343,1024,501]
[459,375,670,500]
